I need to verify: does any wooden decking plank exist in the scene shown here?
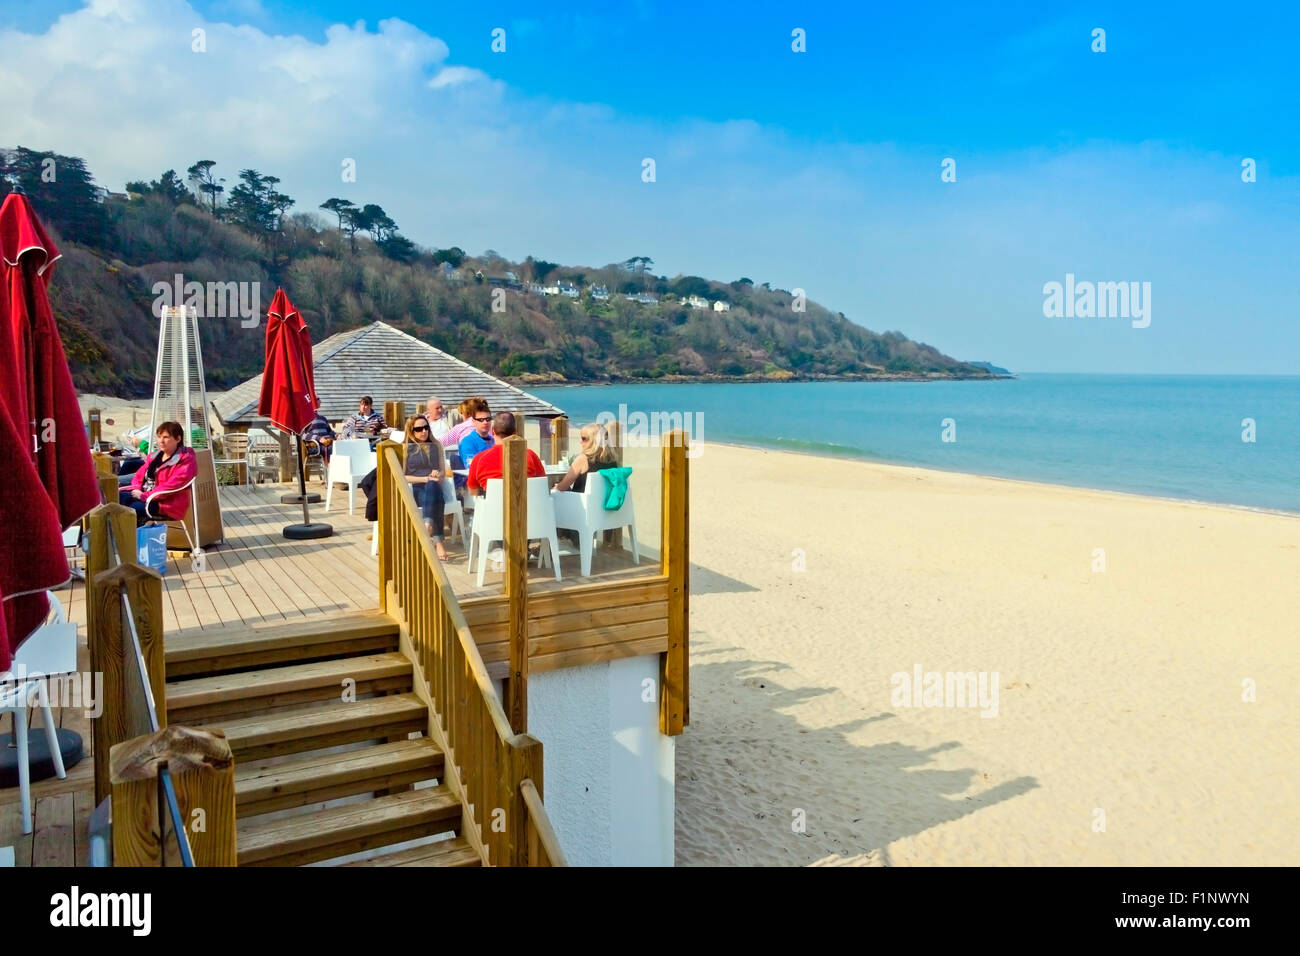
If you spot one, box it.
[167,608,396,666]
[237,786,460,866]
[31,793,76,867]
[206,694,428,761]
[341,836,481,867]
[222,495,372,622]
[167,653,412,710]
[235,739,443,815]
[74,789,95,867]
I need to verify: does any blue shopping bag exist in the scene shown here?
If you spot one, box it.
[136,524,168,575]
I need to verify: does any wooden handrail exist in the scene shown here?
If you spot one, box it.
[520,778,567,867]
[376,443,565,865]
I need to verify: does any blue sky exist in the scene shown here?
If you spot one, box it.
[2,0,1297,372]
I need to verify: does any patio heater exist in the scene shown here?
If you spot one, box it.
[147,304,225,558]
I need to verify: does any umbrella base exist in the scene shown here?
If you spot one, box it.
[283,522,333,540]
[0,728,85,788]
[281,493,322,504]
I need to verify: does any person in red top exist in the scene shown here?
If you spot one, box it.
[466,411,546,495]
[119,421,199,525]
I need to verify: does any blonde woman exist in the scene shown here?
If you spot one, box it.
[553,423,618,493]
[403,414,449,561]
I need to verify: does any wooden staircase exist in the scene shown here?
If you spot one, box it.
[164,610,481,867]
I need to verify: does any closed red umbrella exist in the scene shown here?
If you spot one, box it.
[256,289,330,539]
[0,190,99,667]
[257,288,318,435]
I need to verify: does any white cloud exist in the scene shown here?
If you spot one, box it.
[2,1,1296,372]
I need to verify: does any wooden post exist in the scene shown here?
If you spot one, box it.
[110,726,237,866]
[87,407,102,447]
[274,428,293,483]
[551,416,568,465]
[659,430,689,735]
[89,561,166,804]
[376,440,397,613]
[385,401,405,433]
[97,473,117,503]
[503,435,528,735]
[510,735,543,865]
[603,421,624,551]
[84,501,138,705]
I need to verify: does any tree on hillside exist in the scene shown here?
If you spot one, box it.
[319,197,356,232]
[0,146,108,246]
[623,256,654,291]
[125,169,192,205]
[226,168,294,244]
[526,256,558,282]
[432,247,465,267]
[379,233,417,262]
[186,160,224,213]
[356,203,397,244]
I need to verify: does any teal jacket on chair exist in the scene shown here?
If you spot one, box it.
[601,467,632,510]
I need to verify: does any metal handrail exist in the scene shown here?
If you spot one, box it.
[103,518,195,867]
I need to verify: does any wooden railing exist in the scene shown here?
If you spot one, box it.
[375,441,566,866]
[84,502,237,866]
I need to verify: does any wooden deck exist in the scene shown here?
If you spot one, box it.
[2,480,654,865]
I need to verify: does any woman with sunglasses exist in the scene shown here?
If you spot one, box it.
[553,423,618,493]
[402,415,450,561]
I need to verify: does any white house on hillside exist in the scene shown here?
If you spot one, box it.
[685,294,710,310]
[712,300,731,312]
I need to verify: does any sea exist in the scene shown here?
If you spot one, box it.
[530,375,1300,515]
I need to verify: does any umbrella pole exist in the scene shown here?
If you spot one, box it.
[297,436,311,525]
[282,434,333,540]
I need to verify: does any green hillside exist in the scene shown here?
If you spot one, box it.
[2,147,999,395]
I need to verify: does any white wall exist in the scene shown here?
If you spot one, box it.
[494,654,674,866]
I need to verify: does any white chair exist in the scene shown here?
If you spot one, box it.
[0,591,74,834]
[325,439,376,516]
[551,470,640,577]
[466,477,561,586]
[442,475,466,544]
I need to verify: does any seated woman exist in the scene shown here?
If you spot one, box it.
[552,423,619,494]
[118,421,199,527]
[403,414,450,561]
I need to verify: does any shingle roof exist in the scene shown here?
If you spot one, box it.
[211,321,564,426]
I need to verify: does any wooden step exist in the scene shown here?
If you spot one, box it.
[205,694,428,762]
[341,836,481,867]
[237,787,461,867]
[236,739,444,817]
[167,610,399,678]
[167,653,413,724]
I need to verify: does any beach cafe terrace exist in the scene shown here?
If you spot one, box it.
[1,410,689,868]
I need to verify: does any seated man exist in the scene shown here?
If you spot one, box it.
[301,407,337,463]
[118,421,198,526]
[441,397,488,451]
[455,401,495,470]
[466,412,546,495]
[341,395,386,440]
[425,396,452,443]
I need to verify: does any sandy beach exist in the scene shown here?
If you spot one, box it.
[78,392,1297,866]
[675,443,1298,866]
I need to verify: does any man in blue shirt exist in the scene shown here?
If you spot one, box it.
[456,404,495,467]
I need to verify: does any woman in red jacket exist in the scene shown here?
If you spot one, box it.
[118,421,198,526]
